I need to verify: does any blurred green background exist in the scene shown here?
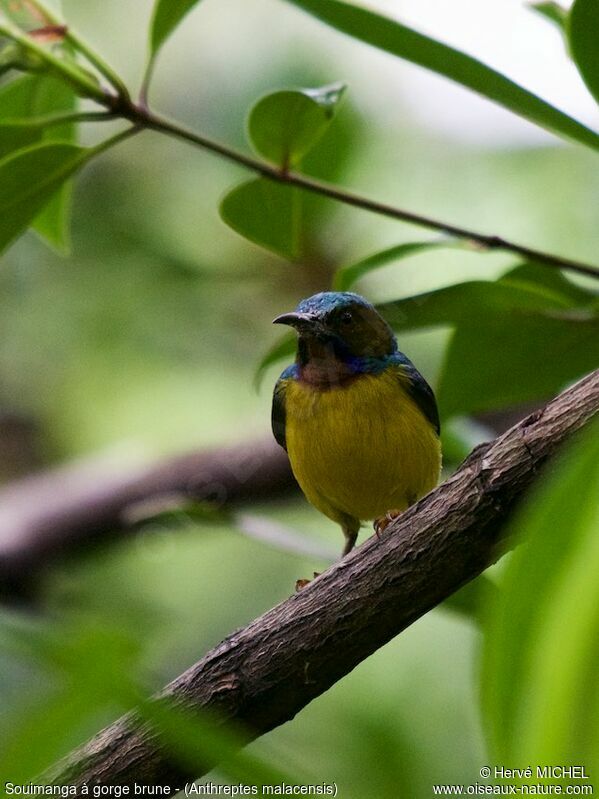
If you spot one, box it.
[1,0,598,795]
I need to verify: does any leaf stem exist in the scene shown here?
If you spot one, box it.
[92,124,141,157]
[0,19,108,102]
[26,0,131,100]
[4,111,117,128]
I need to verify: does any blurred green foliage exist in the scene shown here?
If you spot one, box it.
[0,0,598,795]
[483,419,599,778]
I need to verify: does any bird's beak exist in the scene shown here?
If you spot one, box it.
[272,312,319,332]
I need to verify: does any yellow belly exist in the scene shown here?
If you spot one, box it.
[285,369,441,527]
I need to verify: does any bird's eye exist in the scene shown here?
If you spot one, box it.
[340,310,353,325]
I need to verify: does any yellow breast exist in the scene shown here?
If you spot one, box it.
[285,368,441,526]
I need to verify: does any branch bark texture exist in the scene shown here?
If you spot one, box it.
[48,368,599,792]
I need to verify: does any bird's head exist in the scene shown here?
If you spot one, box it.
[273,291,397,362]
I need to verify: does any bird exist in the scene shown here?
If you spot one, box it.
[271,291,441,561]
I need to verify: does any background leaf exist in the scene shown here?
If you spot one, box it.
[30,77,77,251]
[284,0,599,152]
[256,264,598,397]
[220,178,301,259]
[333,238,460,291]
[569,0,599,107]
[0,141,89,254]
[248,83,345,168]
[149,0,205,58]
[482,419,599,771]
[378,264,599,418]
[528,1,568,32]
[254,331,296,390]
[0,121,43,159]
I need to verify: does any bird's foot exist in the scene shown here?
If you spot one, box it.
[295,572,321,592]
[374,509,403,538]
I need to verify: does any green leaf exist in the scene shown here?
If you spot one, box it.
[378,271,584,332]
[283,0,599,152]
[149,0,205,57]
[0,74,77,251]
[254,332,296,390]
[31,76,77,251]
[248,83,346,168]
[333,238,460,291]
[0,120,43,159]
[0,74,39,118]
[438,309,599,418]
[377,263,599,418]
[482,418,599,769]
[220,178,301,260]
[255,263,599,396]
[0,141,89,254]
[569,0,599,107]
[528,1,568,32]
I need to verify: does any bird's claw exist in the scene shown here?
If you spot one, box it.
[295,572,321,592]
[374,510,402,538]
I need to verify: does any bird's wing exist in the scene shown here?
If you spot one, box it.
[271,365,297,451]
[392,353,441,435]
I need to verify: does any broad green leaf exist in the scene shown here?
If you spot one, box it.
[438,309,599,418]
[30,75,77,251]
[498,260,594,305]
[378,263,599,418]
[0,74,41,118]
[0,120,42,158]
[333,238,460,291]
[0,141,89,254]
[528,1,568,31]
[149,0,205,57]
[255,263,598,395]
[482,418,599,769]
[0,74,77,251]
[248,83,346,168]
[284,0,599,152]
[254,331,296,390]
[220,178,301,259]
[569,0,599,107]
[378,275,585,333]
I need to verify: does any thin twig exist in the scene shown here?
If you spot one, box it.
[3,110,117,127]
[235,512,338,561]
[1,16,598,279]
[0,18,108,101]
[130,106,599,281]
[27,0,131,100]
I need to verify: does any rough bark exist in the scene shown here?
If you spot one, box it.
[0,437,295,597]
[45,368,599,792]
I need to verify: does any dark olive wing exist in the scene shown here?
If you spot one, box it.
[271,365,297,451]
[392,353,440,435]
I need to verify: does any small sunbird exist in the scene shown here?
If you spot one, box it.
[272,291,442,558]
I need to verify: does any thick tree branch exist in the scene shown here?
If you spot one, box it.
[47,369,599,792]
[0,438,295,597]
